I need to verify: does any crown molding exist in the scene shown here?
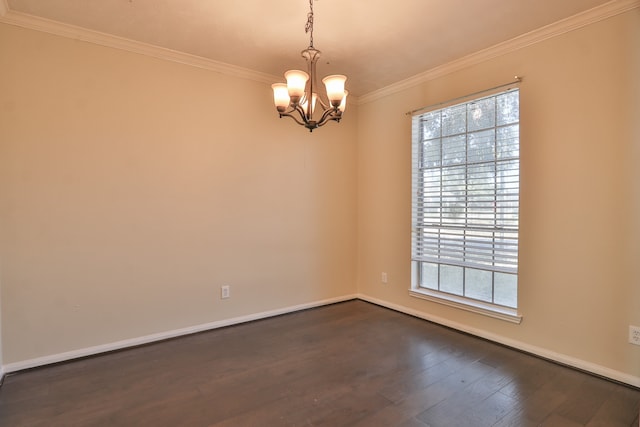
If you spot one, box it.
[0,0,635,104]
[0,7,281,86]
[359,0,640,104]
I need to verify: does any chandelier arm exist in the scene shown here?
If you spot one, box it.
[316,116,341,128]
[317,97,330,110]
[315,106,340,126]
[293,103,312,123]
[278,111,308,127]
[317,114,343,127]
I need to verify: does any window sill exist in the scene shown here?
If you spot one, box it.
[409,288,523,324]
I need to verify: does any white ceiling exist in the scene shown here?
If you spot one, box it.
[3,0,619,96]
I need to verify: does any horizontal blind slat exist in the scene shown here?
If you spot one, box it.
[411,89,519,276]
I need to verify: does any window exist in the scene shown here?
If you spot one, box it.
[410,89,520,322]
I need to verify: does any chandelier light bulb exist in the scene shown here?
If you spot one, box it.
[300,92,318,117]
[322,75,347,107]
[271,83,290,113]
[284,70,309,104]
[338,90,348,113]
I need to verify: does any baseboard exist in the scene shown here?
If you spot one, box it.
[357,294,640,389]
[5,292,638,389]
[2,294,358,374]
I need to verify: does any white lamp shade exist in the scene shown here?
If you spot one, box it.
[271,83,290,111]
[322,75,347,106]
[284,70,309,100]
[300,92,318,116]
[338,90,348,113]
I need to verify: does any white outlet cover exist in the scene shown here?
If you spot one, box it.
[629,325,640,345]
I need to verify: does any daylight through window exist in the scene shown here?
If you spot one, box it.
[411,89,520,313]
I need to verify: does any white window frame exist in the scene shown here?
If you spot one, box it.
[410,88,522,324]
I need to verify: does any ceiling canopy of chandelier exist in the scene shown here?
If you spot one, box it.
[271,0,348,132]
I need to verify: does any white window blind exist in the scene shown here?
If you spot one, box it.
[411,89,519,309]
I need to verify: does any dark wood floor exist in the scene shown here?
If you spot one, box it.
[0,300,638,427]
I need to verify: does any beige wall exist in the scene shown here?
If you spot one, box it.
[1,7,639,386]
[632,7,640,383]
[0,23,358,364]
[357,9,640,382]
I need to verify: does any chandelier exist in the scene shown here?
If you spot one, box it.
[271,0,348,132]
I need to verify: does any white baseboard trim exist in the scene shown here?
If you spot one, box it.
[357,293,640,389]
[4,293,638,389]
[3,294,358,374]
[0,365,5,386]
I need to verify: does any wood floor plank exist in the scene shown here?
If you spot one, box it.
[0,300,638,427]
[586,383,640,427]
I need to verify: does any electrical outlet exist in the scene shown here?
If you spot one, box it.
[629,325,640,346]
[381,272,388,284]
[221,285,230,299]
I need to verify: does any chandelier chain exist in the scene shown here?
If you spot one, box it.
[305,0,314,48]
